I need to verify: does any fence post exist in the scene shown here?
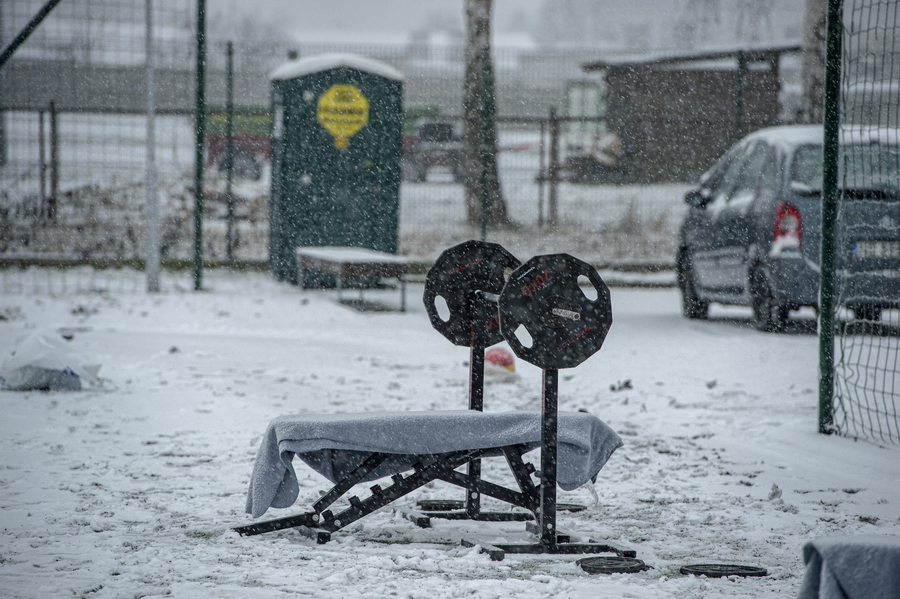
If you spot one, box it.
[225,40,235,261]
[49,100,58,219]
[192,0,206,290]
[547,107,559,228]
[538,118,545,228]
[817,0,843,435]
[734,50,745,142]
[38,108,46,217]
[145,0,161,293]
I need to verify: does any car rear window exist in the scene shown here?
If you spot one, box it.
[792,144,900,196]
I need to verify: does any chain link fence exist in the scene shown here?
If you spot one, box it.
[3,0,807,292]
[829,0,900,445]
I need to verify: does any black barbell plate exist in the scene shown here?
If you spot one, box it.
[680,564,768,578]
[424,240,521,347]
[499,254,612,370]
[576,556,650,574]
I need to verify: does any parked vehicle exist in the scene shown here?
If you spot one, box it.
[401,117,464,182]
[205,111,272,181]
[676,125,900,331]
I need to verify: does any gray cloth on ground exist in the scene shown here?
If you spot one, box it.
[797,534,900,599]
[245,409,623,518]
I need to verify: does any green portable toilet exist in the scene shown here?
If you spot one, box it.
[268,54,404,283]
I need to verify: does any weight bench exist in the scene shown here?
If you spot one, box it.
[238,410,622,545]
[237,241,632,561]
[295,246,410,311]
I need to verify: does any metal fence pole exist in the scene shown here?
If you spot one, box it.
[49,100,58,219]
[734,50,745,142]
[225,40,235,261]
[145,0,161,293]
[547,107,559,228]
[538,118,546,229]
[0,0,64,69]
[38,108,46,217]
[192,0,206,290]
[817,0,843,435]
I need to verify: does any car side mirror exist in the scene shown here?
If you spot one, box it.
[684,189,709,208]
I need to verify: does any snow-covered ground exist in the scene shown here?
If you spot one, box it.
[1,268,898,598]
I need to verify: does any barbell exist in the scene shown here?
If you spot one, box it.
[424,241,612,370]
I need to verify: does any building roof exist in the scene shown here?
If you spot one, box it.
[582,42,803,72]
[270,53,404,81]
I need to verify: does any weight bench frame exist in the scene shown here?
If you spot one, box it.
[414,293,535,524]
[234,361,632,560]
[233,441,541,542]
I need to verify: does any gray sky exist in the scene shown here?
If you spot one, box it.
[213,0,544,43]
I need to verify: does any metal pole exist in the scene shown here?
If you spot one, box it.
[817,0,843,435]
[38,109,46,217]
[145,0,161,292]
[548,107,559,228]
[0,0,64,69]
[538,119,545,229]
[539,368,559,547]
[466,294,487,519]
[192,0,206,290]
[734,50,745,141]
[49,100,58,218]
[225,41,235,262]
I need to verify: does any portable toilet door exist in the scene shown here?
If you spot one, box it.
[268,54,404,283]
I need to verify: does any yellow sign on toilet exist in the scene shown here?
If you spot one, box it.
[316,84,369,148]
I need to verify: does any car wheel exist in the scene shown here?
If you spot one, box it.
[853,305,882,322]
[677,252,709,320]
[751,266,788,332]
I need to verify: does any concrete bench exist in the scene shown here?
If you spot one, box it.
[295,246,410,311]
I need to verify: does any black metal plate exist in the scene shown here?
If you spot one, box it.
[499,254,612,370]
[577,556,650,574]
[556,503,587,512]
[680,564,768,578]
[424,240,521,347]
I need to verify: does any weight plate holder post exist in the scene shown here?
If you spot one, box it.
[427,243,634,561]
[420,242,598,525]
[417,240,535,525]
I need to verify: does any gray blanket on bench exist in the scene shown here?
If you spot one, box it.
[245,410,623,518]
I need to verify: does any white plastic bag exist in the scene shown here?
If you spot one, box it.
[0,332,101,391]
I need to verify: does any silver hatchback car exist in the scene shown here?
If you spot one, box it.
[676,125,900,331]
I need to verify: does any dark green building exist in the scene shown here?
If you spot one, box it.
[268,54,404,283]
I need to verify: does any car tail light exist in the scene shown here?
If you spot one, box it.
[773,201,801,249]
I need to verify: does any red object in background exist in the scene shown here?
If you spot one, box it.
[485,347,515,371]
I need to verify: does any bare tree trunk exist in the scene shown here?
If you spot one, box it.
[463,0,508,228]
[800,0,827,124]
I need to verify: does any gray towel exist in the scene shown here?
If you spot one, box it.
[797,535,900,599]
[245,410,623,518]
